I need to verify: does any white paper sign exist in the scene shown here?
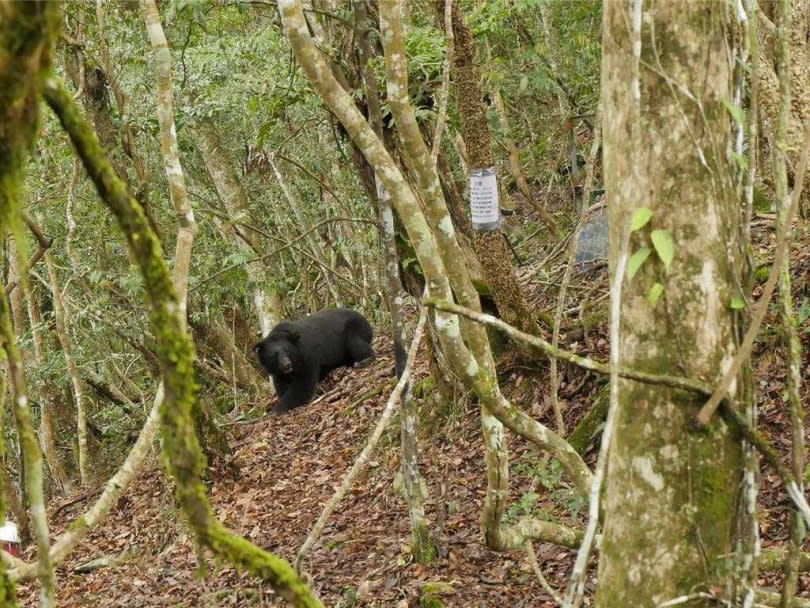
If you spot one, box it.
[470,167,501,230]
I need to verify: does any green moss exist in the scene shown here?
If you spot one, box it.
[420,582,453,607]
[471,278,492,297]
[755,264,770,284]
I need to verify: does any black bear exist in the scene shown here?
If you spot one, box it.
[253,308,374,413]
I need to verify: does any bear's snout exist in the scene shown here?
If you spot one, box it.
[279,356,293,374]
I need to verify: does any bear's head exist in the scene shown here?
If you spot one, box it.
[253,324,302,377]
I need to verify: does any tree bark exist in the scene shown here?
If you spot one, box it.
[45,255,91,487]
[596,2,743,604]
[447,0,538,339]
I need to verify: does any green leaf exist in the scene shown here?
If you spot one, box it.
[631,207,653,232]
[627,247,652,280]
[651,229,675,271]
[649,282,664,306]
[730,295,746,310]
[519,75,529,94]
[723,99,746,126]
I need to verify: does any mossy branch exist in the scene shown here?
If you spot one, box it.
[43,76,322,608]
[424,298,810,529]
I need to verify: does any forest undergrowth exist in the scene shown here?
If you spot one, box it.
[15,210,810,607]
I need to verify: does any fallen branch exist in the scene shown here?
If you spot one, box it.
[424,298,810,530]
[294,306,428,573]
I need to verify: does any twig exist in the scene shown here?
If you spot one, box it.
[696,117,810,427]
[294,306,428,573]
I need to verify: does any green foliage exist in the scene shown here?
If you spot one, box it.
[627,247,652,280]
[648,282,664,307]
[510,456,586,522]
[729,295,746,311]
[650,229,675,271]
[630,207,653,232]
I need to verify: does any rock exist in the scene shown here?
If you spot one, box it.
[575,205,608,263]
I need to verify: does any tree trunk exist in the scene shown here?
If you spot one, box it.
[596,2,743,604]
[46,254,91,487]
[448,0,538,339]
[195,120,282,337]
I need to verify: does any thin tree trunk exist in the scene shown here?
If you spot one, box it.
[45,255,90,487]
[23,272,72,494]
[596,2,743,604]
[355,0,435,562]
[195,121,282,337]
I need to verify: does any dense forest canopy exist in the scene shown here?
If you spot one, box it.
[1,0,810,606]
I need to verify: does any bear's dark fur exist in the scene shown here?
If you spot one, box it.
[253,308,374,413]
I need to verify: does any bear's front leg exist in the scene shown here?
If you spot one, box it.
[272,367,319,413]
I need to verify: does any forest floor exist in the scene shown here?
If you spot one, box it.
[16,210,810,607]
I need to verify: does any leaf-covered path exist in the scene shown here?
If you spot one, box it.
[17,336,576,607]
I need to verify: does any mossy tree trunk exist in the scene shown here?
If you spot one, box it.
[447,0,538,340]
[596,2,744,604]
[0,2,63,605]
